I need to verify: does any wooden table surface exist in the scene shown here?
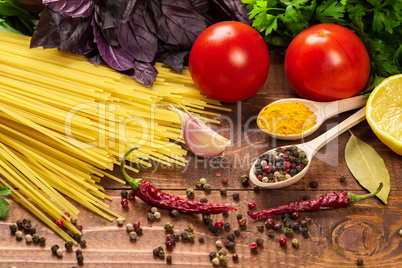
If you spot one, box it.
[0,52,401,268]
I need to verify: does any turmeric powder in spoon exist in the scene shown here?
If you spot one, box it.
[257,102,317,136]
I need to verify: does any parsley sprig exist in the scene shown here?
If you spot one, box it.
[0,185,12,220]
[242,0,402,93]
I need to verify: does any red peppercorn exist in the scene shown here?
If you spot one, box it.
[238,218,246,226]
[129,190,136,199]
[250,242,258,251]
[56,220,63,227]
[257,175,263,181]
[283,154,290,161]
[263,165,271,173]
[264,218,275,228]
[253,186,260,193]
[215,172,221,177]
[232,254,239,261]
[133,221,141,230]
[248,202,256,209]
[283,161,291,169]
[166,234,174,241]
[165,240,174,249]
[215,220,224,229]
[76,225,83,232]
[64,211,70,218]
[121,198,129,208]
[291,212,300,220]
[222,178,228,184]
[299,164,305,170]
[279,237,287,246]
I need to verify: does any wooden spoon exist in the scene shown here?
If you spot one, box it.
[250,107,366,189]
[257,95,367,140]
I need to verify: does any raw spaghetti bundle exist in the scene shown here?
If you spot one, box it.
[0,31,229,242]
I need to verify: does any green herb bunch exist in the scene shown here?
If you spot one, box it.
[0,185,12,219]
[241,0,402,92]
[0,0,37,35]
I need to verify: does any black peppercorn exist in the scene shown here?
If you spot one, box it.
[256,238,264,247]
[292,222,300,231]
[74,233,81,242]
[9,224,17,235]
[356,258,364,266]
[222,211,229,217]
[80,240,87,247]
[70,218,77,226]
[224,222,231,232]
[166,255,172,264]
[283,220,292,228]
[210,225,218,234]
[199,237,205,243]
[220,187,227,195]
[135,227,143,235]
[234,229,240,236]
[39,237,46,246]
[65,241,73,250]
[309,180,318,188]
[240,175,250,186]
[232,193,240,201]
[121,190,128,199]
[51,244,59,255]
[169,209,179,217]
[268,229,275,237]
[256,225,264,232]
[77,254,84,263]
[209,251,217,260]
[226,241,235,251]
[301,228,309,238]
[339,175,346,183]
[200,198,208,203]
[236,214,242,220]
[227,233,235,242]
[153,246,165,258]
[29,228,36,235]
[282,213,291,220]
[76,249,83,256]
[16,220,23,230]
[300,220,308,228]
[301,195,310,201]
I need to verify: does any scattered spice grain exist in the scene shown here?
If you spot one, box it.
[356,258,364,266]
[199,236,205,243]
[339,175,346,183]
[65,241,73,250]
[309,181,318,188]
[169,209,179,217]
[166,255,172,264]
[9,224,17,235]
[232,193,240,201]
[209,252,216,260]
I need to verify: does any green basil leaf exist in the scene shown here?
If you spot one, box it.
[345,132,390,204]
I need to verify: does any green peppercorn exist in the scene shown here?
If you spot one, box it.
[219,254,228,264]
[301,158,309,165]
[212,257,220,266]
[202,213,211,221]
[356,258,364,266]
[164,222,174,233]
[181,230,195,241]
[209,251,217,260]
[203,183,211,193]
[32,234,40,243]
[292,238,299,248]
[129,231,137,240]
[220,187,227,195]
[187,223,194,233]
[186,187,195,198]
[169,209,179,217]
[299,151,306,159]
[284,227,293,236]
[240,175,249,186]
[218,248,227,256]
[65,241,73,250]
[195,181,202,188]
[199,236,205,243]
[256,238,264,247]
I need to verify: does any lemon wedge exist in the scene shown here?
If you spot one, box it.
[366,74,402,155]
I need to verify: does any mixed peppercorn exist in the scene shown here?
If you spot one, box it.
[254,145,308,182]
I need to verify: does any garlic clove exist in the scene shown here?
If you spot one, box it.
[169,105,231,158]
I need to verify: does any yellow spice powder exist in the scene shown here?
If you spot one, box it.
[257,102,317,135]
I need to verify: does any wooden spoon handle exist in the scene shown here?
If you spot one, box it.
[305,107,367,155]
[321,95,368,119]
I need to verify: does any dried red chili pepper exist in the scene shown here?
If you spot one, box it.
[247,183,383,220]
[121,147,236,214]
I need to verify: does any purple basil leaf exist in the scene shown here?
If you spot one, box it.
[43,0,94,18]
[155,42,189,72]
[156,0,206,48]
[143,0,162,30]
[92,18,135,71]
[94,0,139,29]
[188,0,210,15]
[120,61,158,87]
[30,7,95,55]
[101,27,120,46]
[210,0,251,25]
[117,4,158,62]
[85,47,103,65]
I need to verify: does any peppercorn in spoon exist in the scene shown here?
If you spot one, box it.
[257,95,367,140]
[250,107,366,189]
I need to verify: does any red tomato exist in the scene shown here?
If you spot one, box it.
[189,21,270,103]
[284,23,370,102]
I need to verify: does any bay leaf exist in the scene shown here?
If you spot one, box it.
[345,131,390,204]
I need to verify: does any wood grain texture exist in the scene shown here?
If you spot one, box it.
[0,54,401,268]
